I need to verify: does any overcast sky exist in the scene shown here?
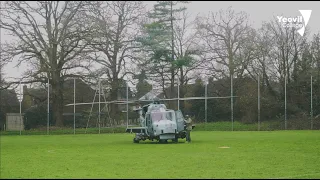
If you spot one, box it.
[1,1,320,83]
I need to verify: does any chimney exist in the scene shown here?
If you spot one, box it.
[22,85,28,107]
[23,85,28,95]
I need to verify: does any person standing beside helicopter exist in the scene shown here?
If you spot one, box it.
[184,115,192,143]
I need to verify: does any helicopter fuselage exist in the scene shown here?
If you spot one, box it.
[127,102,189,143]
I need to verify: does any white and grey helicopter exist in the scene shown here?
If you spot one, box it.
[127,98,194,143]
[66,96,195,143]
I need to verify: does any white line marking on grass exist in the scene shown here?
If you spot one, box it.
[218,146,230,148]
[270,172,320,179]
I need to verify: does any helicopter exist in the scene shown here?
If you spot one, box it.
[65,97,195,143]
[125,98,195,143]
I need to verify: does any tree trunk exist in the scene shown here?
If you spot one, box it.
[262,65,277,97]
[52,72,64,127]
[170,1,175,109]
[109,79,119,122]
[179,67,186,113]
[170,69,175,109]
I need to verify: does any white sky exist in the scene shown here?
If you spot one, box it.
[1,1,320,85]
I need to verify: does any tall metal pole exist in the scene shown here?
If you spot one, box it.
[47,75,50,135]
[151,78,154,100]
[98,78,101,134]
[285,74,287,130]
[177,77,180,111]
[205,82,207,123]
[19,82,22,135]
[126,81,129,128]
[311,75,313,130]
[0,1,2,132]
[231,74,234,131]
[258,75,260,131]
[73,78,76,134]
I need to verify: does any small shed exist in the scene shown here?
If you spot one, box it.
[6,113,24,131]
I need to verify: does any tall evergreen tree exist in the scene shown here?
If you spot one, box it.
[137,1,189,108]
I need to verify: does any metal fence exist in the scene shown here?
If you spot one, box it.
[1,75,319,135]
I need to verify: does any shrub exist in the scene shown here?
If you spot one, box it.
[0,109,5,130]
[23,104,53,130]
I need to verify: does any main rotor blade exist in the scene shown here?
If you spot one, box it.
[64,100,136,106]
[65,96,238,106]
[157,96,238,101]
[179,96,238,100]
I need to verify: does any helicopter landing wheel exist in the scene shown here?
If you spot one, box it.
[173,136,178,143]
[159,139,167,144]
[133,138,139,143]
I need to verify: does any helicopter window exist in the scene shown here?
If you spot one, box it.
[151,112,162,122]
[165,112,173,120]
[150,111,174,122]
[176,111,184,122]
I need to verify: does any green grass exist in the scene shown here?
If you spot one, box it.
[195,121,283,131]
[0,121,285,136]
[1,131,320,179]
[2,120,318,136]
[0,127,126,136]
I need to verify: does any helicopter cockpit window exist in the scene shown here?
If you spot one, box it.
[150,111,174,122]
[176,111,183,122]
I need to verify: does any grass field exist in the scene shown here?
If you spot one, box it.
[1,120,319,136]
[1,131,320,179]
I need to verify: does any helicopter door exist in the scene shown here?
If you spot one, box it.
[175,110,185,132]
[146,113,153,133]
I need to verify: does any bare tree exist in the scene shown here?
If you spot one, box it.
[311,33,320,79]
[249,23,278,95]
[0,1,94,126]
[311,32,320,117]
[0,47,4,114]
[172,11,204,111]
[0,57,9,90]
[173,11,201,84]
[254,19,307,98]
[86,1,145,119]
[196,7,251,81]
